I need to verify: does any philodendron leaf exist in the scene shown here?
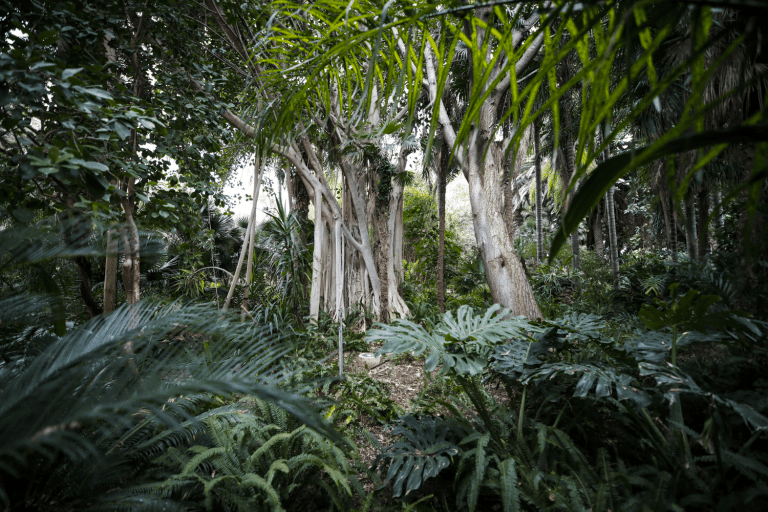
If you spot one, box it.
[373,415,461,498]
[368,304,536,377]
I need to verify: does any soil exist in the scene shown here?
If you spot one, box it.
[339,345,430,468]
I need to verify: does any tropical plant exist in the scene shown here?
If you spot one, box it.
[368,300,768,510]
[0,220,340,510]
[145,398,358,512]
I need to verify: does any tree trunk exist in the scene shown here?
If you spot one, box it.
[601,123,619,281]
[534,119,544,264]
[386,148,411,319]
[74,256,101,318]
[103,228,118,313]
[671,199,679,263]
[606,187,619,281]
[120,177,140,306]
[222,169,258,312]
[241,157,263,320]
[309,186,324,321]
[436,139,447,313]
[373,205,390,323]
[563,137,580,270]
[466,129,542,319]
[592,200,604,259]
[697,187,709,262]
[335,219,344,376]
[685,194,698,262]
[421,5,545,319]
[660,190,673,255]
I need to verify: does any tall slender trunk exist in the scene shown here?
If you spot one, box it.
[697,187,709,262]
[104,228,118,313]
[241,157,263,320]
[223,169,258,312]
[685,195,698,262]
[120,177,140,306]
[310,186,324,320]
[671,199,679,263]
[602,121,619,281]
[606,187,619,281]
[592,201,604,259]
[387,172,410,318]
[335,219,344,376]
[436,140,447,313]
[660,189,673,255]
[534,119,544,264]
[564,143,580,270]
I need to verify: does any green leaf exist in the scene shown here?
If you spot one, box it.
[549,124,768,262]
[69,158,109,172]
[75,86,113,101]
[499,458,520,512]
[61,67,83,80]
[114,122,131,140]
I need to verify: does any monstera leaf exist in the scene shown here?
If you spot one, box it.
[372,415,462,498]
[367,304,537,377]
[524,362,652,409]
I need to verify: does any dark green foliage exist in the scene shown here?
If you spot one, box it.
[0,215,342,510]
[333,375,404,425]
[145,400,358,512]
[373,415,460,498]
[369,300,768,511]
[368,305,539,377]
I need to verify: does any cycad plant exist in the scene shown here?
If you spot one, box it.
[0,220,340,511]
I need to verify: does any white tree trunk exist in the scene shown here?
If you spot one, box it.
[241,157,263,320]
[606,187,620,280]
[309,186,324,320]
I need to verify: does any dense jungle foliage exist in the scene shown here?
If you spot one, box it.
[1,0,767,511]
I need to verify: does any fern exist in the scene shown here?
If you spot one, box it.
[144,404,357,511]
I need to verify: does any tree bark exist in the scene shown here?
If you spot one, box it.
[422,6,544,319]
[606,187,619,281]
[697,187,709,262]
[222,168,258,312]
[685,194,698,262]
[74,256,101,318]
[103,228,118,313]
[241,157,263,320]
[436,138,448,313]
[660,190,673,255]
[310,186,324,320]
[534,119,544,264]
[592,200,604,259]
[120,177,140,306]
[671,199,679,263]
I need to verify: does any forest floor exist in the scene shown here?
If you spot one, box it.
[326,344,511,486]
